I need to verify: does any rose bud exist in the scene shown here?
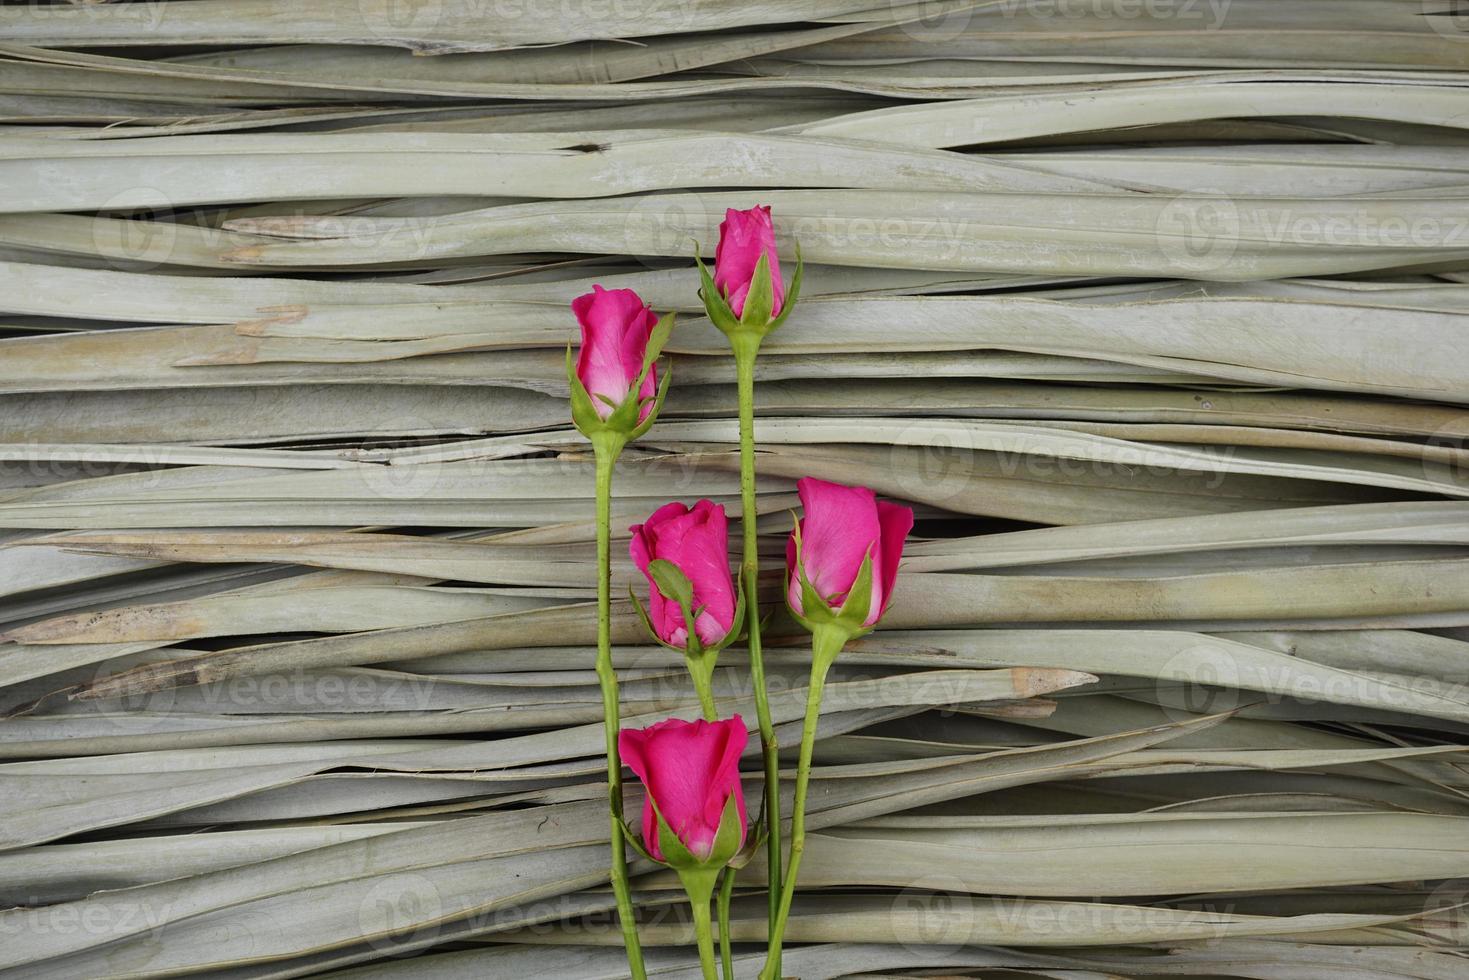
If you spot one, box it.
[713,206,784,319]
[571,284,660,423]
[619,715,749,867]
[786,477,914,630]
[630,500,738,650]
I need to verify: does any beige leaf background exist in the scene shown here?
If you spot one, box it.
[3,2,1469,976]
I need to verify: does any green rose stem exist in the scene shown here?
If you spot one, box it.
[730,330,783,948]
[685,872,720,980]
[760,623,847,980]
[649,800,744,980]
[699,236,800,970]
[569,293,671,980]
[695,683,718,722]
[591,431,647,980]
[717,868,737,980]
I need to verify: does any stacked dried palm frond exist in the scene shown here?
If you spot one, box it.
[2,1,1469,977]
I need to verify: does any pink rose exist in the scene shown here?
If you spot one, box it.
[630,500,737,648]
[714,206,784,319]
[786,477,914,627]
[619,715,748,863]
[572,284,659,421]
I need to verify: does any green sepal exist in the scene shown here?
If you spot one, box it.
[695,250,743,337]
[618,310,674,418]
[627,586,675,653]
[601,312,671,435]
[648,795,693,869]
[634,554,746,657]
[621,310,675,434]
[726,806,767,871]
[647,558,695,613]
[566,344,608,438]
[568,311,675,443]
[834,550,876,634]
[695,239,799,342]
[658,558,708,659]
[785,513,875,644]
[650,792,744,873]
[786,516,830,633]
[641,310,676,377]
[620,816,659,864]
[738,252,775,330]
[793,519,816,610]
[764,242,803,336]
[707,792,746,868]
[628,361,672,442]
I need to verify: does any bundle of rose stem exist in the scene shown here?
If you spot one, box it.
[568,206,914,980]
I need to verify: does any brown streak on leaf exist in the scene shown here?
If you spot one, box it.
[1011,666,1098,698]
[70,661,202,702]
[235,305,308,336]
[174,342,262,366]
[221,245,267,263]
